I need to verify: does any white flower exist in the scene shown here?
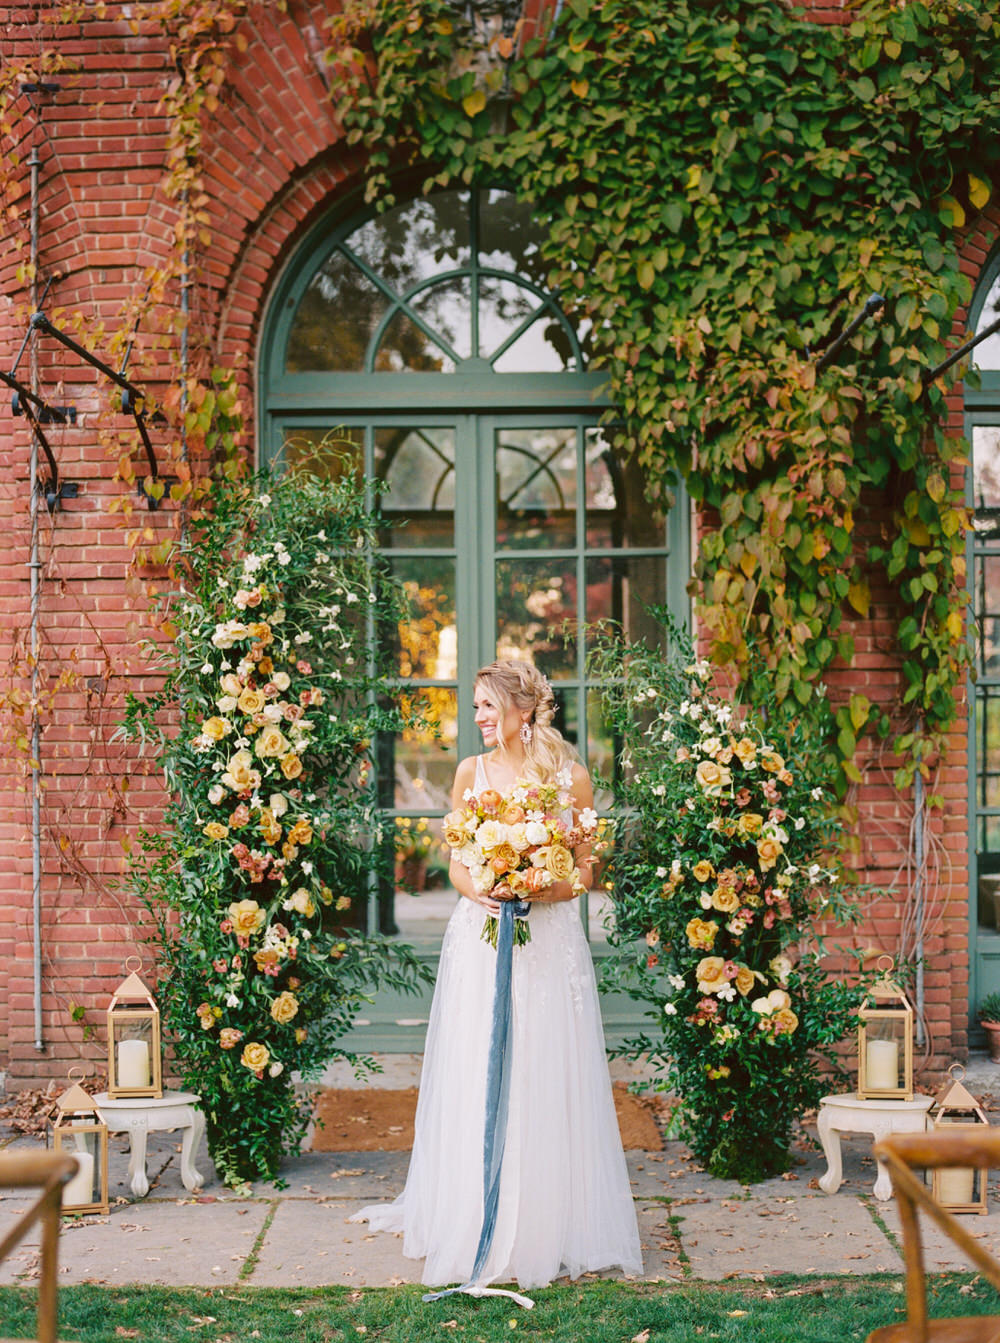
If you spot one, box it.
[201,662,213,675]
[225,993,240,1008]
[663,1002,678,1016]
[217,695,238,713]
[655,866,668,879]
[579,806,598,830]
[700,893,713,910]
[346,592,359,604]
[668,973,685,990]
[268,1061,284,1078]
[717,984,736,1003]
[794,817,805,830]
[269,792,288,817]
[257,495,271,507]
[811,786,824,800]
[524,820,549,846]
[208,784,226,806]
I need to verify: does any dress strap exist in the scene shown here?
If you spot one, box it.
[473,753,490,793]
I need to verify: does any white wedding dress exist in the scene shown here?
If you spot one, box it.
[351,756,642,1290]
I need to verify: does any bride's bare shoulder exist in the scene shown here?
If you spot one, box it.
[451,755,478,797]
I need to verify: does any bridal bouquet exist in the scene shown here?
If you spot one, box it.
[443,772,598,948]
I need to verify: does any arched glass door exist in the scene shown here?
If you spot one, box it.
[260,188,689,1046]
[967,256,1000,1027]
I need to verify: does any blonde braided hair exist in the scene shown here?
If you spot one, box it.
[474,658,576,784]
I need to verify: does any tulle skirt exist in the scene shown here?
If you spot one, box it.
[352,896,643,1289]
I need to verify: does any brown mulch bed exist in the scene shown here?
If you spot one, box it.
[310,1082,668,1152]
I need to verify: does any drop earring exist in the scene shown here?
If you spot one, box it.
[519,721,533,745]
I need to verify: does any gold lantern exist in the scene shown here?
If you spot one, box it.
[857,957,914,1101]
[50,1072,109,1215]
[106,958,162,1099]
[931,1064,990,1215]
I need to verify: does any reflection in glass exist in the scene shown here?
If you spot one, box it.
[974,277,1000,370]
[375,427,455,547]
[552,685,578,752]
[408,279,472,361]
[394,690,458,811]
[478,188,547,280]
[975,555,1000,677]
[496,428,577,548]
[286,253,388,372]
[496,558,577,677]
[586,428,666,548]
[586,555,666,647]
[375,310,457,372]
[492,315,576,373]
[586,689,615,812]
[348,191,470,293]
[974,426,1000,514]
[390,556,456,679]
[977,691,1000,811]
[281,427,363,481]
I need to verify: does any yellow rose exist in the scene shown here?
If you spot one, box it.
[738,812,763,837]
[692,860,714,883]
[287,818,313,846]
[238,687,266,715]
[220,673,243,697]
[711,884,740,914]
[202,716,231,741]
[695,759,732,794]
[760,751,784,774]
[203,821,229,841]
[228,899,265,936]
[256,725,290,758]
[685,917,718,950]
[544,843,576,882]
[240,1041,270,1073]
[733,737,757,765]
[270,991,299,1025]
[281,754,303,780]
[259,809,283,845]
[756,836,783,871]
[695,956,727,995]
[734,964,757,996]
[247,621,273,645]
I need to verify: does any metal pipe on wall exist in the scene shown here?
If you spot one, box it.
[914,763,926,1049]
[28,145,44,1052]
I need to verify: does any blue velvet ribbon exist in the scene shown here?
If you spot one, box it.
[423,897,535,1310]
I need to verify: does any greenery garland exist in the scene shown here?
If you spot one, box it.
[123,459,427,1187]
[327,0,1000,791]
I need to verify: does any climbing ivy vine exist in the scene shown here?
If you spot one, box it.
[328,0,1000,794]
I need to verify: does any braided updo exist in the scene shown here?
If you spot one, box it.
[474,658,576,783]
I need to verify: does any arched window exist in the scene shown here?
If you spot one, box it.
[966,251,1000,1022]
[259,187,689,1040]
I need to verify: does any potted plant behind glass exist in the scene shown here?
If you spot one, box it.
[978,993,1000,1063]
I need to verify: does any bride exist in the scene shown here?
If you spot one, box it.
[351,659,642,1292]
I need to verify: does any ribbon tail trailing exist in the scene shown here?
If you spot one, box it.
[423,899,535,1310]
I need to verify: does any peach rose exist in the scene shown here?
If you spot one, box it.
[219,1027,243,1050]
[203,821,229,841]
[733,737,757,765]
[771,1007,798,1035]
[737,812,763,837]
[285,888,315,917]
[695,956,727,995]
[479,789,502,813]
[220,673,243,697]
[501,803,526,825]
[227,899,265,937]
[756,836,783,871]
[240,1041,270,1073]
[247,621,273,645]
[760,751,784,774]
[524,866,553,894]
[287,818,313,846]
[270,991,299,1025]
[734,964,757,996]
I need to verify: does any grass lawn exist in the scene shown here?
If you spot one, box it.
[0,1277,998,1343]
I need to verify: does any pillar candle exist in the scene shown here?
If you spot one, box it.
[938,1166,975,1207]
[63,1151,95,1207]
[866,1037,899,1089]
[117,1038,150,1088]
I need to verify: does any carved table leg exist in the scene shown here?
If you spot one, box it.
[127,1122,150,1198]
[817,1105,843,1195]
[180,1107,206,1193]
[870,1121,895,1201]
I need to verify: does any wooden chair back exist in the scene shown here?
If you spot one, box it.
[0,1151,79,1343]
[867,1128,1000,1342]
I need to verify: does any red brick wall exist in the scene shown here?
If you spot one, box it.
[0,0,987,1089]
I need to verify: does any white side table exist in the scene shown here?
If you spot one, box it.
[94,1090,206,1198]
[817,1092,934,1200]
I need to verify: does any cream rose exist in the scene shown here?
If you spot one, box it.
[695,759,732,794]
[284,888,315,917]
[756,836,783,871]
[221,748,256,791]
[202,716,231,741]
[272,671,291,691]
[255,725,290,758]
[238,687,266,715]
[220,673,243,697]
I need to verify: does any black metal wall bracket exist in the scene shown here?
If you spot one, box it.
[0,367,79,511]
[27,311,165,509]
[814,293,886,371]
